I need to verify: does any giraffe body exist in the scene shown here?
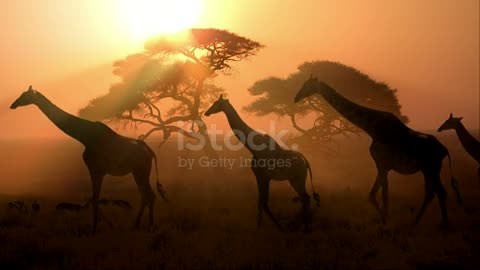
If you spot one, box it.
[205,95,319,231]
[10,86,166,232]
[295,78,459,226]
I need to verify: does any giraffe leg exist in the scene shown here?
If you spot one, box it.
[135,199,147,228]
[381,177,389,220]
[90,173,104,234]
[433,177,448,227]
[256,176,282,230]
[288,176,312,232]
[133,168,156,229]
[414,173,435,225]
[369,169,388,223]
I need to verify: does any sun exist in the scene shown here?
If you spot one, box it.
[118,0,203,42]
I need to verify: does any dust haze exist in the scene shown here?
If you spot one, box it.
[1,131,479,269]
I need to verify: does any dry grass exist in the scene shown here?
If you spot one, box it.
[0,133,479,269]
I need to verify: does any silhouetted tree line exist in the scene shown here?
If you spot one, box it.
[245,61,408,143]
[80,29,407,146]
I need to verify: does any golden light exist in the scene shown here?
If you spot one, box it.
[118,0,203,42]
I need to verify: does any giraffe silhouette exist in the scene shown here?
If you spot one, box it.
[294,77,461,226]
[205,95,320,231]
[438,114,480,184]
[10,86,167,232]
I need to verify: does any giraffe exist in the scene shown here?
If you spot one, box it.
[294,77,462,226]
[10,86,167,232]
[438,114,480,184]
[205,95,320,231]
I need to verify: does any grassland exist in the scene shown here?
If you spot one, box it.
[0,133,478,269]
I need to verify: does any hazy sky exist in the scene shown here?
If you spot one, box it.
[0,0,478,139]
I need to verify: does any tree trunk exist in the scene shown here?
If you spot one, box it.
[196,118,216,156]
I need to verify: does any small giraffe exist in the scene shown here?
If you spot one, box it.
[205,95,320,231]
[10,86,167,232]
[438,114,480,183]
[295,77,461,226]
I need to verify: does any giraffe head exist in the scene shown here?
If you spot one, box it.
[295,75,333,103]
[10,85,38,109]
[205,94,229,116]
[438,113,463,132]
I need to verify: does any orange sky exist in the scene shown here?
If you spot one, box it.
[0,0,478,139]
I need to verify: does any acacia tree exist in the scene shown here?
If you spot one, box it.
[244,61,408,143]
[80,28,263,148]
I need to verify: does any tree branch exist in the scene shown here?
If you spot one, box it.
[145,101,164,123]
[119,112,160,127]
[290,113,307,133]
[139,125,201,144]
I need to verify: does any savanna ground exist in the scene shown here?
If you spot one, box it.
[0,132,479,269]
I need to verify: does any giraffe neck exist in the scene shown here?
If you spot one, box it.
[312,81,407,139]
[222,102,278,154]
[454,122,480,162]
[34,92,104,146]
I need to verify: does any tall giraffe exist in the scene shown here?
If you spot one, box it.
[438,114,480,183]
[10,86,167,232]
[294,77,461,226]
[205,95,320,231]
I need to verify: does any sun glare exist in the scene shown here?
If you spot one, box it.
[118,0,202,43]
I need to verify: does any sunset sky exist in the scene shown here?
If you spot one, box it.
[0,0,478,139]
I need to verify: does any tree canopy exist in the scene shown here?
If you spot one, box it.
[80,28,264,146]
[244,61,408,142]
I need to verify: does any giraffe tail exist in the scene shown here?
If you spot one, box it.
[447,151,463,206]
[303,155,320,207]
[144,142,168,202]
